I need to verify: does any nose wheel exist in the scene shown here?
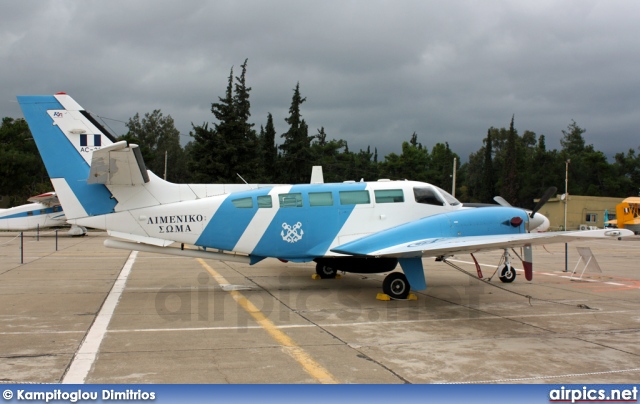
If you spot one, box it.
[496,249,517,283]
[498,264,517,283]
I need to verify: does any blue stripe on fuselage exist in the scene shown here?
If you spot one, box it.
[195,187,273,251]
[250,183,367,260]
[0,207,62,220]
[17,96,116,216]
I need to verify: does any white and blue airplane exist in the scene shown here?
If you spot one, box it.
[17,93,633,299]
[0,192,87,236]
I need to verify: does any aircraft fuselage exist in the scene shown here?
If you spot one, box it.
[73,180,463,262]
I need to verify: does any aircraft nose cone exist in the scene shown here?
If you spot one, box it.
[529,213,550,232]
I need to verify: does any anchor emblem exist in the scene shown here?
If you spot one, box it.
[281,222,304,243]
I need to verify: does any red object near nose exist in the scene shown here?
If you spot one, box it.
[510,217,523,227]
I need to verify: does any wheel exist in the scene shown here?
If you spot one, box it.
[315,263,337,279]
[382,272,410,299]
[499,264,516,283]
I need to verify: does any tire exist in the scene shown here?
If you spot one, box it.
[382,272,410,299]
[316,263,337,279]
[499,265,516,283]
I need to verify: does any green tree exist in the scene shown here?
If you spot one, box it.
[257,113,278,182]
[428,142,459,192]
[187,122,219,183]
[232,59,260,181]
[379,134,430,181]
[0,118,50,205]
[189,60,259,183]
[560,120,595,195]
[500,116,519,206]
[479,128,495,203]
[279,83,313,183]
[612,149,640,196]
[123,110,185,182]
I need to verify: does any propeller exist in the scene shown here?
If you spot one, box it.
[530,187,557,218]
[494,187,557,232]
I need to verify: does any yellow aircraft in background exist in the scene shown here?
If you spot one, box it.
[614,197,640,234]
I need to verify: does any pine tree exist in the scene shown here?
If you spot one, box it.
[188,122,220,183]
[259,113,278,182]
[190,60,259,183]
[279,83,313,183]
[480,128,495,203]
[232,59,260,181]
[500,115,519,205]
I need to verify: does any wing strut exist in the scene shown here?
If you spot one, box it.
[398,257,427,291]
[470,253,483,278]
[509,246,533,281]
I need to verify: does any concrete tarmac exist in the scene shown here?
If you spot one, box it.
[1,230,639,384]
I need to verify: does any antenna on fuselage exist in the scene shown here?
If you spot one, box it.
[237,173,255,189]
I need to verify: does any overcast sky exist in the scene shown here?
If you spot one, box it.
[2,1,639,161]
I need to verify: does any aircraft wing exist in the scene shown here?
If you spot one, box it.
[332,229,633,259]
[27,192,60,207]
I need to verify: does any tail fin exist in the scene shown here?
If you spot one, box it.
[17,93,118,219]
[615,202,635,229]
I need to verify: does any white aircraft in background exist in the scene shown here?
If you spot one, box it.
[17,93,633,299]
[0,192,87,236]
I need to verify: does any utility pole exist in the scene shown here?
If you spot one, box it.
[164,151,168,181]
[564,159,570,231]
[564,159,570,272]
[451,157,457,198]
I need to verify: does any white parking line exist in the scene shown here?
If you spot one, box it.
[61,251,137,384]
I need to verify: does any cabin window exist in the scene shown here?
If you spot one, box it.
[257,195,272,208]
[339,190,370,205]
[375,189,404,203]
[40,209,46,214]
[232,197,253,208]
[279,193,303,208]
[309,192,333,207]
[27,211,33,216]
[94,135,102,147]
[53,206,60,212]
[585,213,597,223]
[80,134,87,147]
[414,187,444,206]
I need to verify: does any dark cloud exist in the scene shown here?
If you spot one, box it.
[2,0,639,161]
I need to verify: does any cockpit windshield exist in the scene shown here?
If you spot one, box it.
[435,186,461,206]
[414,186,461,206]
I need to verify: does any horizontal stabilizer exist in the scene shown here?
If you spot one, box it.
[88,141,150,186]
[27,192,60,207]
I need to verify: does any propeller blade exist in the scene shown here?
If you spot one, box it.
[530,186,557,218]
[493,196,511,207]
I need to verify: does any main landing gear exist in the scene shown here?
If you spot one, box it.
[314,262,415,300]
[382,272,411,300]
[315,263,338,279]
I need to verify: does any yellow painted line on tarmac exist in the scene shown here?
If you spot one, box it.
[196,258,339,384]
